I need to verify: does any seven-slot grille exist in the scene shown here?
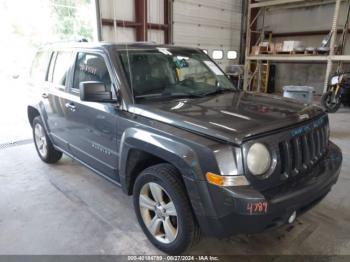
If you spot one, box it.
[279,117,329,179]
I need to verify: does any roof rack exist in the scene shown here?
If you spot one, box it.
[134,41,157,44]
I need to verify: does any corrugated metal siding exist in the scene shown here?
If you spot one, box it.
[100,0,136,41]
[100,0,135,20]
[148,0,164,24]
[262,5,337,33]
[147,0,165,44]
[148,29,165,43]
[99,0,243,66]
[173,0,242,69]
[100,0,166,43]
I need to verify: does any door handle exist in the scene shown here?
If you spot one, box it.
[42,93,49,99]
[65,102,77,112]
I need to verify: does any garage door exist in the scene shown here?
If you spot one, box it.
[173,0,242,69]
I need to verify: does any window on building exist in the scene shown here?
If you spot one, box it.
[212,50,223,60]
[227,51,238,60]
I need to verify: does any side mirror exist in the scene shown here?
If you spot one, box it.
[79,81,113,102]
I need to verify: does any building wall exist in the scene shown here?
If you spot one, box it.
[173,0,242,69]
[260,3,350,94]
[98,0,243,69]
[99,0,136,42]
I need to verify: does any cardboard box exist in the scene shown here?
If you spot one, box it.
[259,41,270,47]
[252,46,260,55]
[274,42,283,53]
[282,40,302,52]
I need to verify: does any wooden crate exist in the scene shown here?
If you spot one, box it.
[251,45,269,55]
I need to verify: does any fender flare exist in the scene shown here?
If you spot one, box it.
[118,127,202,194]
[27,103,49,130]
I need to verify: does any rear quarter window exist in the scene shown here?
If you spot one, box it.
[52,51,74,86]
[30,51,51,82]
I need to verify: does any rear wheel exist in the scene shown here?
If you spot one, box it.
[32,116,62,163]
[133,163,200,254]
[321,91,341,113]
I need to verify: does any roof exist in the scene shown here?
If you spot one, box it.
[40,41,200,52]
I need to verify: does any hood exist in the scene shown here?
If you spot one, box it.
[129,92,325,145]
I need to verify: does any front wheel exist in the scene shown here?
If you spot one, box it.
[321,91,341,113]
[32,116,62,163]
[133,163,200,254]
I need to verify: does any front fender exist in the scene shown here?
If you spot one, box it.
[118,127,221,218]
[118,128,202,189]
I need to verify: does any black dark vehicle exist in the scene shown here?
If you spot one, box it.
[27,42,342,254]
[321,72,350,113]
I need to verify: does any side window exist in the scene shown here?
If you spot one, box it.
[73,53,112,91]
[52,51,74,86]
[30,51,51,82]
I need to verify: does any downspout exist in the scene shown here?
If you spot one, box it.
[95,0,102,41]
[239,0,248,64]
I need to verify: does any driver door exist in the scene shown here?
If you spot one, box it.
[64,52,119,180]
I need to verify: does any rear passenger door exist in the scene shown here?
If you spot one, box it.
[64,52,119,180]
[43,51,75,152]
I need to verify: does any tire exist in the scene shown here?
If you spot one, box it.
[321,91,341,113]
[133,163,200,254]
[32,116,62,163]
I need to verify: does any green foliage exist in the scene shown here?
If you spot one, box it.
[50,0,94,41]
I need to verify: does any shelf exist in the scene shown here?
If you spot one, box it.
[250,0,339,8]
[244,0,343,93]
[330,55,350,61]
[247,55,350,62]
[251,0,308,8]
[247,55,328,62]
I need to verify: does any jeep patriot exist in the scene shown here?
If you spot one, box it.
[27,42,342,254]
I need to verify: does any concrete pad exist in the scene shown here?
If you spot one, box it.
[1,113,350,255]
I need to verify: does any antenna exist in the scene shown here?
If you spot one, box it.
[123,22,135,105]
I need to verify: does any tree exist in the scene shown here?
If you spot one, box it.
[50,0,94,41]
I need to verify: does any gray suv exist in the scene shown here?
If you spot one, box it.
[28,42,342,254]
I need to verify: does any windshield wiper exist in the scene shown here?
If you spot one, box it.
[161,92,205,99]
[135,92,203,100]
[198,88,236,97]
[135,88,235,101]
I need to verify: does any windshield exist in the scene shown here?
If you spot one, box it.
[117,47,237,101]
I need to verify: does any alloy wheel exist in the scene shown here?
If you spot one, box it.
[139,182,178,244]
[34,123,48,158]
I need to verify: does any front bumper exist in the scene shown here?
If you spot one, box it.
[189,142,342,238]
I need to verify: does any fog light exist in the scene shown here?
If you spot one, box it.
[288,211,297,224]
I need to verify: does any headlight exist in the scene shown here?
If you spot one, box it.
[247,143,271,176]
[331,76,340,85]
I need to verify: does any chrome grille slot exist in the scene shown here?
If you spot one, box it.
[308,131,316,164]
[292,137,302,174]
[314,129,319,155]
[301,135,310,170]
[320,127,325,154]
